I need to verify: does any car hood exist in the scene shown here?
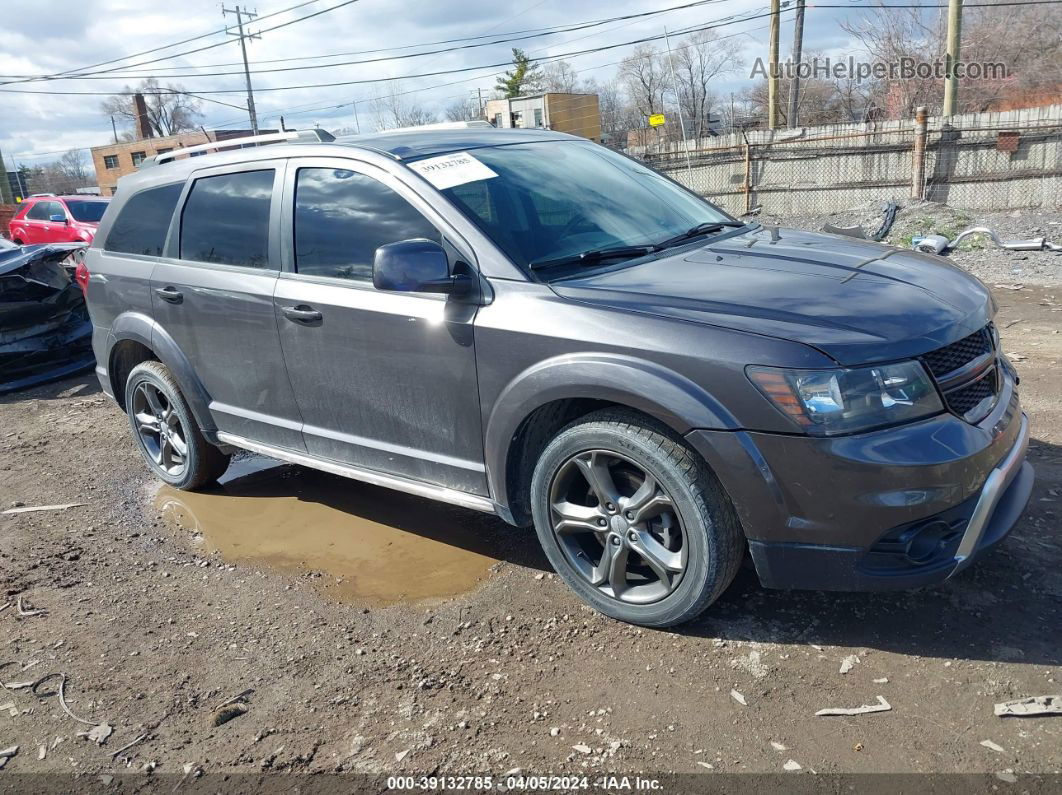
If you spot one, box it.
[549,226,994,366]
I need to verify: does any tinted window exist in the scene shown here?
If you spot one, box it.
[436,141,731,273]
[66,200,108,223]
[180,170,274,268]
[26,201,52,220]
[294,168,439,281]
[105,183,183,257]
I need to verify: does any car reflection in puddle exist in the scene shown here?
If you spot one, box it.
[153,455,505,606]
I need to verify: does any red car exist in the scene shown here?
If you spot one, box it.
[7,194,110,246]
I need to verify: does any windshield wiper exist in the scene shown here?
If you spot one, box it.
[654,220,746,250]
[529,245,656,271]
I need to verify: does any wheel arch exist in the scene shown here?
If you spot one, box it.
[107,312,216,435]
[485,353,738,526]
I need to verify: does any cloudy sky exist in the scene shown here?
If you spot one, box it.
[0,0,866,170]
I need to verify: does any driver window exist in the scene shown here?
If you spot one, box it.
[294,167,440,282]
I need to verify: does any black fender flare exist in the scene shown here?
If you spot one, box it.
[109,312,217,434]
[483,352,738,510]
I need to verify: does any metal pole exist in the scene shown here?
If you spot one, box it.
[743,138,752,214]
[224,5,260,135]
[110,115,119,143]
[911,105,928,199]
[942,0,962,116]
[352,101,361,134]
[767,0,780,129]
[787,0,805,128]
[662,27,694,179]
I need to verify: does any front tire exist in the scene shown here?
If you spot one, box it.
[530,409,743,627]
[124,361,230,489]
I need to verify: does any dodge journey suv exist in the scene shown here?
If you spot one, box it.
[83,127,1032,627]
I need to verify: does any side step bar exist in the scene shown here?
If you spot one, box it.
[216,432,497,515]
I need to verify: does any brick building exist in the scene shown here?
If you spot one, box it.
[483,93,601,142]
[90,129,269,195]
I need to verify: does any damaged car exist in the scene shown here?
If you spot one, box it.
[84,128,1032,627]
[0,243,95,394]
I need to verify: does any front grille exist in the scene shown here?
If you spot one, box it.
[946,369,998,417]
[920,323,1000,423]
[921,324,993,379]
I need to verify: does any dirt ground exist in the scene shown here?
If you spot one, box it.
[0,226,1060,787]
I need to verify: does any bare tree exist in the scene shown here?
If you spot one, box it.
[371,81,438,130]
[444,97,479,122]
[542,60,582,93]
[619,45,668,122]
[57,149,90,182]
[100,78,204,137]
[669,30,743,140]
[839,1,1061,116]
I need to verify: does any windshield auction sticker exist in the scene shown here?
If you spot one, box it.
[409,151,498,190]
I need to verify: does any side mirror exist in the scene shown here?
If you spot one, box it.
[373,238,471,295]
[50,214,68,223]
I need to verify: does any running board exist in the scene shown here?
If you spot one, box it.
[216,432,497,514]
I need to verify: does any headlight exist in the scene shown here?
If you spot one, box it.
[747,360,943,435]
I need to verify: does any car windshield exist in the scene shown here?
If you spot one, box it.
[430,141,735,275]
[66,200,108,222]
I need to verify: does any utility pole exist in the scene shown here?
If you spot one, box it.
[767,0,780,129]
[662,27,693,178]
[787,0,805,128]
[942,0,963,116]
[477,88,484,118]
[352,101,361,134]
[110,115,119,143]
[223,5,261,135]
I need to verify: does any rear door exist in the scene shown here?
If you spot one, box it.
[151,161,306,451]
[20,200,52,243]
[273,157,487,494]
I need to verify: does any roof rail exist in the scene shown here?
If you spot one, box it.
[27,192,58,197]
[141,128,336,168]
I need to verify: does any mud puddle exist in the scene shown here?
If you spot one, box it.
[153,456,509,606]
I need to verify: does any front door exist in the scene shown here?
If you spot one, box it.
[151,162,305,451]
[274,158,487,495]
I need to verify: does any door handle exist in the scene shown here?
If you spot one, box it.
[155,286,183,304]
[281,304,323,324]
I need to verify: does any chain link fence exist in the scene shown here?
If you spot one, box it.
[633,104,1062,217]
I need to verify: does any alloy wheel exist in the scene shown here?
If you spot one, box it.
[548,449,687,604]
[131,381,188,477]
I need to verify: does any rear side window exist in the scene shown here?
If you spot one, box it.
[25,201,53,220]
[180,169,275,269]
[293,167,439,281]
[105,183,182,256]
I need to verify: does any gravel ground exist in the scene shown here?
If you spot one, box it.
[760,202,1062,287]
[0,216,1060,787]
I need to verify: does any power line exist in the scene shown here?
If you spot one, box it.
[0,0,324,86]
[6,15,775,159]
[0,0,739,82]
[0,7,787,97]
[0,0,366,86]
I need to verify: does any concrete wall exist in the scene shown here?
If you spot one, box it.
[641,105,1062,216]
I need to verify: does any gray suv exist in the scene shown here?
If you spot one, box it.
[84,128,1032,627]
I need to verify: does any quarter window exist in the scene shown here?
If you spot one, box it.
[293,167,439,281]
[180,170,275,269]
[105,183,183,257]
[25,201,52,220]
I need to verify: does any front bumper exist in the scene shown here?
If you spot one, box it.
[686,368,1034,590]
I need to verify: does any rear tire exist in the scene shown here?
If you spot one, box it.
[124,361,230,490]
[530,409,743,627]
